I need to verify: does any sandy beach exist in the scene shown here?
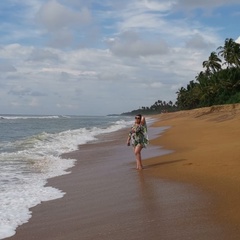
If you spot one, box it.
[145,103,240,238]
[6,104,240,240]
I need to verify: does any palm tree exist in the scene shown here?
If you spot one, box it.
[230,42,240,67]
[176,87,189,109]
[157,100,162,106]
[203,51,222,74]
[217,38,240,68]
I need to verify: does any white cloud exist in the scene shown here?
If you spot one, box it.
[150,82,164,88]
[173,0,240,10]
[0,63,16,73]
[37,0,91,31]
[28,49,60,62]
[185,33,216,49]
[29,98,40,107]
[142,0,175,11]
[236,36,240,44]
[107,31,169,57]
[36,0,92,48]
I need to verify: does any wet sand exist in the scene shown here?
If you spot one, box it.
[6,105,240,239]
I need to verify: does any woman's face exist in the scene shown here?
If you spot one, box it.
[135,116,141,123]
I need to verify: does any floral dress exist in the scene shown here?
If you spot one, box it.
[129,123,149,148]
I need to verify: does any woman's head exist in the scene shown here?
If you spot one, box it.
[135,114,142,121]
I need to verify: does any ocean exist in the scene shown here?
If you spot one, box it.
[0,114,133,239]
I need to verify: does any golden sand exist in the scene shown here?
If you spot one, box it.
[145,104,240,229]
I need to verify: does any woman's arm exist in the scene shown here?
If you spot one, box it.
[141,116,146,125]
[127,129,133,146]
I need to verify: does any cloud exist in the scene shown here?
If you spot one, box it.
[185,33,215,49]
[173,0,240,10]
[236,36,240,44]
[29,98,40,107]
[107,0,222,55]
[1,39,209,114]
[36,0,92,47]
[107,31,169,57]
[115,1,167,31]
[37,0,92,31]
[8,87,47,97]
[0,63,17,73]
[28,48,60,62]
[142,0,175,11]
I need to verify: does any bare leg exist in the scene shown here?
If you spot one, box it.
[134,145,143,170]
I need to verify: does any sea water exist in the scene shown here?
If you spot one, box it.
[0,114,132,239]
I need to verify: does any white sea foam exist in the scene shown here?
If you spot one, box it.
[0,153,75,239]
[0,117,131,239]
[0,115,61,120]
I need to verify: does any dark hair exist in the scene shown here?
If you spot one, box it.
[136,114,142,118]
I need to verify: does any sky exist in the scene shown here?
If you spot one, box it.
[0,0,240,116]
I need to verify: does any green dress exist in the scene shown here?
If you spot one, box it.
[129,123,149,147]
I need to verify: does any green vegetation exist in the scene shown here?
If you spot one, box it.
[122,38,240,115]
[177,38,240,110]
[121,100,178,115]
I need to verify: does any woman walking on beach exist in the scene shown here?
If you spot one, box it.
[127,114,149,170]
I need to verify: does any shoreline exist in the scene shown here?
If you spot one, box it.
[6,105,240,239]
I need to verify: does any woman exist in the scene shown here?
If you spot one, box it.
[127,114,149,170]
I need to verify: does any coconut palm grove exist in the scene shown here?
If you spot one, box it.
[122,38,240,115]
